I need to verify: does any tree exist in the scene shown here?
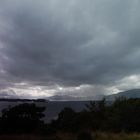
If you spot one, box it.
[51,107,77,132]
[1,103,46,133]
[85,99,108,130]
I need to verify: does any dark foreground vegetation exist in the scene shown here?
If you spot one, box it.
[0,98,140,140]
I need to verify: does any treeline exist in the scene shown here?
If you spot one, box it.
[50,98,140,133]
[0,98,140,135]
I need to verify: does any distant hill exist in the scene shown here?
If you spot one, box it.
[0,98,46,102]
[47,95,103,101]
[106,89,140,100]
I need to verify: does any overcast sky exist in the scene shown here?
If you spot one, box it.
[0,0,140,99]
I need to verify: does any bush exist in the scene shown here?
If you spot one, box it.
[77,132,92,140]
[0,103,46,133]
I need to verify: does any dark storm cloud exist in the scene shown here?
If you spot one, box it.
[0,0,140,98]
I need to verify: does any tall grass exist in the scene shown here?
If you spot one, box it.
[0,133,140,140]
[94,132,140,140]
[56,132,140,140]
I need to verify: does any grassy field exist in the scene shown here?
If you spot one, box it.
[0,132,140,140]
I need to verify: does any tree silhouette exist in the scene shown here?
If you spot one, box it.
[1,103,46,133]
[51,107,77,132]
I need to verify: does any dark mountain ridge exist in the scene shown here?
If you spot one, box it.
[106,89,140,100]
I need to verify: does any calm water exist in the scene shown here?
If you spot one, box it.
[0,101,90,122]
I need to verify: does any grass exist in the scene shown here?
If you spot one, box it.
[94,132,140,140]
[56,132,140,140]
[0,132,140,140]
[0,135,58,140]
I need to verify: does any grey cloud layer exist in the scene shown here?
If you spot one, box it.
[0,0,140,97]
